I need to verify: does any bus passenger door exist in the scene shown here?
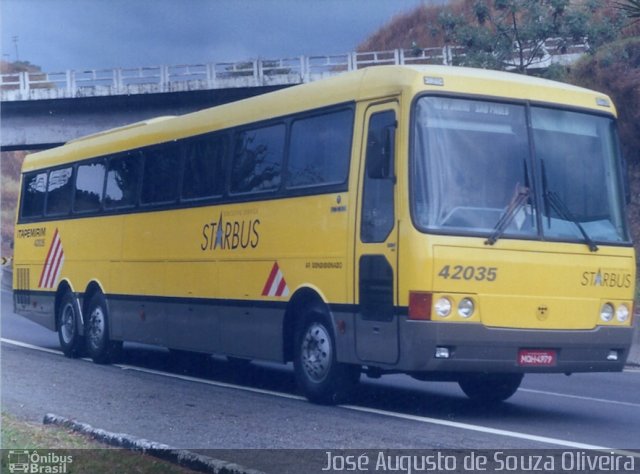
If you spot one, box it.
[355,103,399,365]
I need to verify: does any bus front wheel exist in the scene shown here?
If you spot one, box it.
[57,291,84,358]
[85,293,121,364]
[458,373,524,403]
[294,311,359,404]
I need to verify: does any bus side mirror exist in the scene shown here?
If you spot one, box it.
[367,125,396,181]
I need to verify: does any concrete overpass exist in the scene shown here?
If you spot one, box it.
[1,44,587,151]
[1,85,288,151]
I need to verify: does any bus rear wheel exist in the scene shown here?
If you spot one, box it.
[57,291,84,358]
[458,373,523,403]
[85,292,121,364]
[294,311,359,404]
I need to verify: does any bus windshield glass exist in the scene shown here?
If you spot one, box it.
[411,96,629,245]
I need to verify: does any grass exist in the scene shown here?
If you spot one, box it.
[1,412,198,473]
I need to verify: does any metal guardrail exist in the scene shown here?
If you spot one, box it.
[0,43,587,102]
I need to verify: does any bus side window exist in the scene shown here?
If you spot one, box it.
[20,171,48,220]
[182,134,227,200]
[287,109,353,189]
[105,152,141,209]
[231,124,285,195]
[141,143,181,205]
[45,167,74,216]
[361,110,396,243]
[74,161,106,213]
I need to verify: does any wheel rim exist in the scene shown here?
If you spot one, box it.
[301,322,332,382]
[60,303,75,343]
[88,306,106,351]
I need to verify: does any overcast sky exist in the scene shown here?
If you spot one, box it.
[1,0,446,72]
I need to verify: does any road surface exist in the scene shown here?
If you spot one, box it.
[2,287,639,472]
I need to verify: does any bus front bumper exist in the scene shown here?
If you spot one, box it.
[397,319,634,374]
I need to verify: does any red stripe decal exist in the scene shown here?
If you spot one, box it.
[43,238,62,288]
[38,229,58,288]
[262,262,279,296]
[276,277,287,297]
[47,245,64,288]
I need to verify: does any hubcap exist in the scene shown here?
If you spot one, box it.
[60,303,75,343]
[301,322,332,382]
[88,306,105,350]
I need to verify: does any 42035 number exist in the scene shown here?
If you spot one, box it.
[438,265,498,282]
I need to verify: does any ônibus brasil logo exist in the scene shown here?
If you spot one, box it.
[7,450,73,473]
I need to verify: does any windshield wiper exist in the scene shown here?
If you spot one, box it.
[544,190,599,252]
[485,184,530,246]
[541,160,599,252]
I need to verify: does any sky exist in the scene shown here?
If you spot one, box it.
[1,0,444,73]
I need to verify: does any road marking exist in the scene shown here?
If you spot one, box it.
[520,388,640,409]
[115,364,306,402]
[1,336,636,453]
[117,363,613,450]
[1,338,63,356]
[341,405,611,450]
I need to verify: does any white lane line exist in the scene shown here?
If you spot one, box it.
[116,367,611,451]
[0,337,631,452]
[520,388,640,409]
[2,338,63,356]
[341,405,610,450]
[115,364,306,402]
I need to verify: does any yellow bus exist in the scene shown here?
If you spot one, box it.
[13,65,635,404]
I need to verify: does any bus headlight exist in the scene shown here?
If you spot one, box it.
[434,297,452,318]
[616,304,630,323]
[458,298,475,318]
[600,303,614,322]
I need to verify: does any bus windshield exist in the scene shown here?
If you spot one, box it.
[411,96,629,245]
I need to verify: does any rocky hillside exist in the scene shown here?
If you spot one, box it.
[1,151,24,258]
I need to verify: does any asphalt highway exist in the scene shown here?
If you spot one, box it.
[2,287,639,473]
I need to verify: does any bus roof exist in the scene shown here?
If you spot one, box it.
[22,65,616,172]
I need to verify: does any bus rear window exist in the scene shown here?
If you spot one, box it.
[21,171,48,219]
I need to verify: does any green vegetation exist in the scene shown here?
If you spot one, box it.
[1,413,196,473]
[616,0,640,24]
[570,37,640,162]
[437,0,623,73]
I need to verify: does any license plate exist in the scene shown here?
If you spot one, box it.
[518,349,557,367]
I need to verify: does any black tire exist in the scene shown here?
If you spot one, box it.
[294,310,360,404]
[57,291,84,358]
[458,373,524,403]
[85,292,121,364]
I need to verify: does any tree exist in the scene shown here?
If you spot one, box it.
[437,0,625,74]
[615,0,640,25]
[570,37,640,163]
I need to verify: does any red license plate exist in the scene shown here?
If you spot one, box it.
[518,349,557,367]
